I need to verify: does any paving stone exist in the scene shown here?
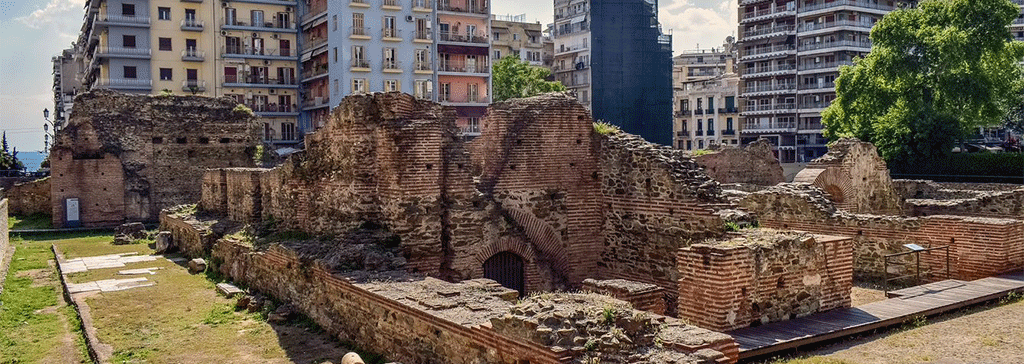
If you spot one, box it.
[118,267,161,275]
[216,283,244,298]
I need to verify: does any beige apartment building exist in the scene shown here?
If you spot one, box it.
[673,41,741,151]
[490,14,546,66]
[74,0,299,145]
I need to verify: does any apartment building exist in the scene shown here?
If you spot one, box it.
[436,0,492,135]
[73,0,300,145]
[673,42,741,151]
[52,48,83,133]
[552,0,673,145]
[737,0,897,162]
[490,14,545,66]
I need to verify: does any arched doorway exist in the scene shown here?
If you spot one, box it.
[483,251,525,295]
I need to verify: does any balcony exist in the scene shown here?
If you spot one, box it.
[412,0,432,11]
[181,0,203,2]
[674,110,690,118]
[414,30,433,42]
[739,0,770,5]
[350,0,370,7]
[250,103,299,115]
[382,60,402,72]
[382,28,402,41]
[221,18,296,33]
[382,0,400,9]
[181,80,206,92]
[742,119,797,133]
[798,40,872,53]
[707,129,716,136]
[555,43,588,56]
[96,46,151,59]
[302,96,330,110]
[301,64,329,81]
[742,63,796,78]
[180,18,204,31]
[800,0,896,16]
[300,5,328,25]
[799,102,831,111]
[95,78,152,90]
[742,24,795,41]
[221,74,298,88]
[350,58,370,70]
[304,37,327,51]
[350,26,371,39]
[676,131,690,138]
[436,1,489,16]
[705,108,715,114]
[181,48,205,62]
[694,109,704,115]
[798,81,836,91]
[695,130,704,136]
[797,20,874,35]
[740,5,796,24]
[718,107,739,114]
[439,94,489,105]
[414,61,431,72]
[438,60,490,75]
[741,44,795,60]
[438,31,488,45]
[798,60,854,72]
[95,14,151,27]
[221,45,296,60]
[722,129,736,135]
[741,103,797,116]
[743,83,796,96]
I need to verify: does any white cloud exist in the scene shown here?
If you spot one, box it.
[16,0,84,29]
[660,0,738,55]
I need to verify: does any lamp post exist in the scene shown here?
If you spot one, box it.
[43,108,53,152]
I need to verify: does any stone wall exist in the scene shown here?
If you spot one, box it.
[581,279,668,315]
[793,139,902,215]
[693,140,785,186]
[161,212,737,364]
[677,231,853,332]
[50,90,259,227]
[5,177,50,216]
[891,180,1024,219]
[739,185,1024,281]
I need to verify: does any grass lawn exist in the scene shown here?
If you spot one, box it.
[7,213,53,230]
[0,233,97,364]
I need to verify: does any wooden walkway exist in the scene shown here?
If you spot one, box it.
[729,272,1024,360]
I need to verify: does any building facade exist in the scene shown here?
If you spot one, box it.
[672,43,741,151]
[435,0,492,135]
[74,0,301,146]
[553,0,673,145]
[490,14,546,67]
[52,48,83,134]
[737,0,897,162]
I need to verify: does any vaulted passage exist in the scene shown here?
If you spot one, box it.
[484,251,525,295]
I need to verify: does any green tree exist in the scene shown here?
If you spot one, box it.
[822,0,1024,167]
[0,132,25,172]
[491,55,565,102]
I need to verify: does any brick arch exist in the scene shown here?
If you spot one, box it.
[797,167,855,210]
[473,237,542,292]
[505,207,572,280]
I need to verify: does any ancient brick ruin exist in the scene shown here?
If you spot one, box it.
[4,177,51,216]
[691,140,786,187]
[50,91,261,227]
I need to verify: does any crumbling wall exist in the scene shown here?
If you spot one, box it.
[792,138,902,215]
[891,180,1024,219]
[739,185,1024,281]
[581,279,667,315]
[5,177,51,216]
[598,132,727,314]
[50,90,260,227]
[677,231,853,331]
[693,140,785,186]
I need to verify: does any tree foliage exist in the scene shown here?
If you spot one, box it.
[822,0,1024,167]
[0,132,25,171]
[491,56,565,102]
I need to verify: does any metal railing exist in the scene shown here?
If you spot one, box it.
[301,5,327,23]
[382,28,401,38]
[180,19,204,30]
[438,31,488,44]
[414,61,431,71]
[801,0,896,13]
[305,37,327,49]
[302,97,329,108]
[743,44,795,57]
[744,83,796,94]
[741,5,795,21]
[181,48,205,60]
[798,20,874,32]
[95,78,152,88]
[414,30,432,41]
[883,245,950,295]
[798,60,854,71]
[743,103,797,112]
[350,26,370,36]
[301,64,329,79]
[382,59,402,70]
[98,14,151,25]
[436,1,488,15]
[743,63,796,76]
[798,40,872,52]
[221,17,295,30]
[222,45,294,57]
[440,94,490,103]
[97,46,151,57]
[222,75,297,85]
[413,0,432,9]
[250,103,297,113]
[743,24,795,38]
[799,81,836,90]
[743,119,797,129]
[350,58,370,68]
[182,80,206,91]
[438,60,489,73]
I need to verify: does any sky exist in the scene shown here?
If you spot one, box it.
[0,0,737,153]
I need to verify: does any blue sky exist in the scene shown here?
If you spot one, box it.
[0,0,735,153]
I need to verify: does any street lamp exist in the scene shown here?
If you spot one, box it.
[43,108,53,151]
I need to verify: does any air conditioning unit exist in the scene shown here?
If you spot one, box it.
[405,15,414,22]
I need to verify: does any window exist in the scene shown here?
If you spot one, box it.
[352,78,366,94]
[251,10,264,27]
[352,45,366,67]
[383,48,396,68]
[185,9,196,22]
[122,3,135,16]
[124,66,137,79]
[281,122,296,141]
[439,82,451,101]
[415,49,428,70]
[493,32,500,40]
[122,35,136,48]
[159,38,172,51]
[333,47,338,63]
[332,15,338,31]
[384,79,398,92]
[726,117,733,131]
[414,79,432,99]
[383,16,396,37]
[159,68,172,81]
[494,50,501,59]
[158,7,171,20]
[512,33,519,40]
[334,79,339,94]
[353,13,364,33]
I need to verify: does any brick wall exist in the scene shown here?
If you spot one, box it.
[693,140,785,186]
[793,138,902,215]
[581,278,668,315]
[740,186,1024,281]
[677,232,853,332]
[50,90,259,227]
[5,177,51,216]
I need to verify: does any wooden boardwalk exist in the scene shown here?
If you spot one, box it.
[729,272,1024,360]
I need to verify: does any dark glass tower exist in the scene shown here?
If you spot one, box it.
[591,0,674,145]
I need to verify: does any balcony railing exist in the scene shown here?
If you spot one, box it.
[222,75,297,86]
[439,31,488,44]
[438,60,489,73]
[799,102,831,110]
[719,107,739,114]
[97,46,151,57]
[382,0,397,6]
[181,48,205,61]
[695,130,704,136]
[798,60,854,71]
[743,24,795,38]
[798,40,872,52]
[301,64,329,80]
[301,5,327,24]
[95,78,152,88]
[707,129,716,136]
[350,58,370,68]
[722,129,736,135]
[302,96,330,108]
[743,63,796,77]
[414,61,431,71]
[221,18,296,31]
[414,30,432,41]
[97,14,151,25]
[741,5,795,22]
[440,94,490,104]
[743,120,797,130]
[676,131,689,137]
[250,103,297,113]
[382,28,401,38]
[350,26,370,37]
[556,43,588,54]
[413,0,432,9]
[182,80,206,92]
[305,37,327,50]
[798,20,874,33]
[744,83,796,94]
[800,0,896,13]
[181,19,204,31]
[743,44,795,58]
[674,110,689,118]
[798,81,836,90]
[436,1,488,15]
[382,59,402,70]
[222,45,294,57]
[695,109,704,115]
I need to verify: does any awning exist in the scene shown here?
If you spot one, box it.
[568,14,586,24]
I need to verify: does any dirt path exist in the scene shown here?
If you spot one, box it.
[19,262,85,364]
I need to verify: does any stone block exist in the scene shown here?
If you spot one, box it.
[341,353,365,364]
[187,258,207,274]
[154,231,174,253]
[216,283,244,298]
